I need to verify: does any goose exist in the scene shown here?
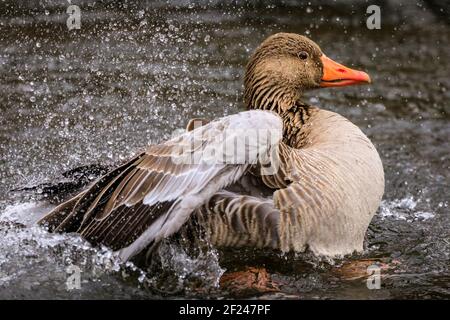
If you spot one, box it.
[38,33,384,263]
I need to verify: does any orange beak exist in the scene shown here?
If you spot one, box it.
[320,54,371,87]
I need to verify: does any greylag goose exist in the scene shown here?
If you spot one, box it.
[39,33,384,262]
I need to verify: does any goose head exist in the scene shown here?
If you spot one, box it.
[244,33,371,112]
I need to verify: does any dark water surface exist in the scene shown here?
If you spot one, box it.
[0,1,449,299]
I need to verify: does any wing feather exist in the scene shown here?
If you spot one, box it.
[39,110,283,261]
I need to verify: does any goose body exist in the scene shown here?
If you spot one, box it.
[39,33,384,261]
[198,107,384,256]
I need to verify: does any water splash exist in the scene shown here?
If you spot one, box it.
[142,239,225,295]
[379,196,435,222]
[0,200,224,298]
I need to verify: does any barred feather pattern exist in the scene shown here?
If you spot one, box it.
[196,108,384,256]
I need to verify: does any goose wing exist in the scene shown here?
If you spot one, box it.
[39,110,283,261]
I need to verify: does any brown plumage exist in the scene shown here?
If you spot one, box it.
[38,33,384,261]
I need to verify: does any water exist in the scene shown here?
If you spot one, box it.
[0,1,449,299]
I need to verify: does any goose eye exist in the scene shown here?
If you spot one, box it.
[298,51,309,60]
